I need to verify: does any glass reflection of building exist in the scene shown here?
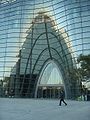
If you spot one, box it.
[0,0,90,99]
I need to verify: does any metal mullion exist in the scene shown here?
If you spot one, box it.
[44,19,52,59]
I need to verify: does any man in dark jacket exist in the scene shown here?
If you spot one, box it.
[59,89,67,106]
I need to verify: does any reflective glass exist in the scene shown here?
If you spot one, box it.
[0,0,90,99]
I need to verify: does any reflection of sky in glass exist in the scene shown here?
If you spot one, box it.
[0,0,90,79]
[40,62,63,85]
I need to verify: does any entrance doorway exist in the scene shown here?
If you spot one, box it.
[37,85,64,98]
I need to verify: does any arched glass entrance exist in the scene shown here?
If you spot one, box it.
[35,61,64,98]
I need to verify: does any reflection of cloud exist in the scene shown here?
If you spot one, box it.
[0,0,16,4]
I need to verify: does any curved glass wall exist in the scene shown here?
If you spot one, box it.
[0,0,90,99]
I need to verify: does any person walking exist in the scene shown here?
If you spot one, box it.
[59,89,67,106]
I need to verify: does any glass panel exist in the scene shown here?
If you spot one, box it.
[40,62,63,85]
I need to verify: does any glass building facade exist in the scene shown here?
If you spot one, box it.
[0,0,90,99]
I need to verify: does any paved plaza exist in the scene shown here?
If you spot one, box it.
[0,98,90,120]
